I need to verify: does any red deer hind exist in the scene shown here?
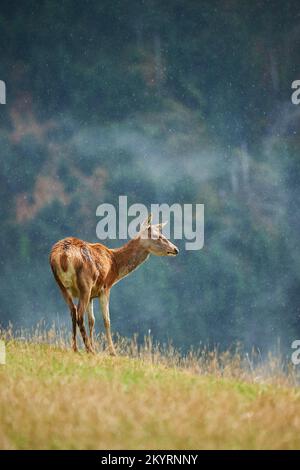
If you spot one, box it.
[49,215,179,354]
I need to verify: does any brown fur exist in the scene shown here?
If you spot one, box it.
[49,237,149,354]
[60,253,68,272]
[49,220,179,355]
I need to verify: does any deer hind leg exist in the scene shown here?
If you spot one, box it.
[64,291,78,352]
[76,271,94,353]
[99,290,116,356]
[87,299,95,349]
[77,293,94,353]
[51,269,78,352]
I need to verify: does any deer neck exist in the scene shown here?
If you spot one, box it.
[113,237,150,282]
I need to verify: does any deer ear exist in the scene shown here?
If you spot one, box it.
[157,221,167,232]
[143,213,152,227]
[140,213,152,231]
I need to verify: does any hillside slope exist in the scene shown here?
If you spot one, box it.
[0,340,300,450]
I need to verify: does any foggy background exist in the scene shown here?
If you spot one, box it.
[1,0,300,354]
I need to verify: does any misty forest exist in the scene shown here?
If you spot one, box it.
[1,0,300,355]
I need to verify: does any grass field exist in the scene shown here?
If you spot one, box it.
[1,332,300,450]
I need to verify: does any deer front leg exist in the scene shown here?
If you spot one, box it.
[99,290,116,356]
[87,299,95,349]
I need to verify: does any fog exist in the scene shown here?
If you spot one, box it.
[1,1,300,357]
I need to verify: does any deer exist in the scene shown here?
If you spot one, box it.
[49,214,179,355]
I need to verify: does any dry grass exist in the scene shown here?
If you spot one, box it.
[0,327,300,449]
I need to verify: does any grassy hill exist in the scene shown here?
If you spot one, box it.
[1,338,300,450]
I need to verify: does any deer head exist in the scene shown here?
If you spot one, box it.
[138,214,179,256]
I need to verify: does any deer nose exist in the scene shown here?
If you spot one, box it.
[174,247,179,255]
